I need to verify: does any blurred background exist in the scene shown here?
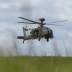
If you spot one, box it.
[0,0,72,56]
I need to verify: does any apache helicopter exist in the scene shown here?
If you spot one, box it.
[17,17,67,43]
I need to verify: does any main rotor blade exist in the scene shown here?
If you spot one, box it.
[18,22,37,24]
[18,17,41,24]
[48,20,68,23]
[18,22,46,25]
[46,23,64,26]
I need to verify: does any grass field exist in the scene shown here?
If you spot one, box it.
[0,56,72,72]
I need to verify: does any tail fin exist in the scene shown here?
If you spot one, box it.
[23,27,27,43]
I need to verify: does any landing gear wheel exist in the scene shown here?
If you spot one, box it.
[47,38,49,42]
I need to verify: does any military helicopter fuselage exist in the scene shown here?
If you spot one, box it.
[17,17,54,43]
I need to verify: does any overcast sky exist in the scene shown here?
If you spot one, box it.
[0,0,72,56]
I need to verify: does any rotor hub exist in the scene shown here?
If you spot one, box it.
[39,18,45,22]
